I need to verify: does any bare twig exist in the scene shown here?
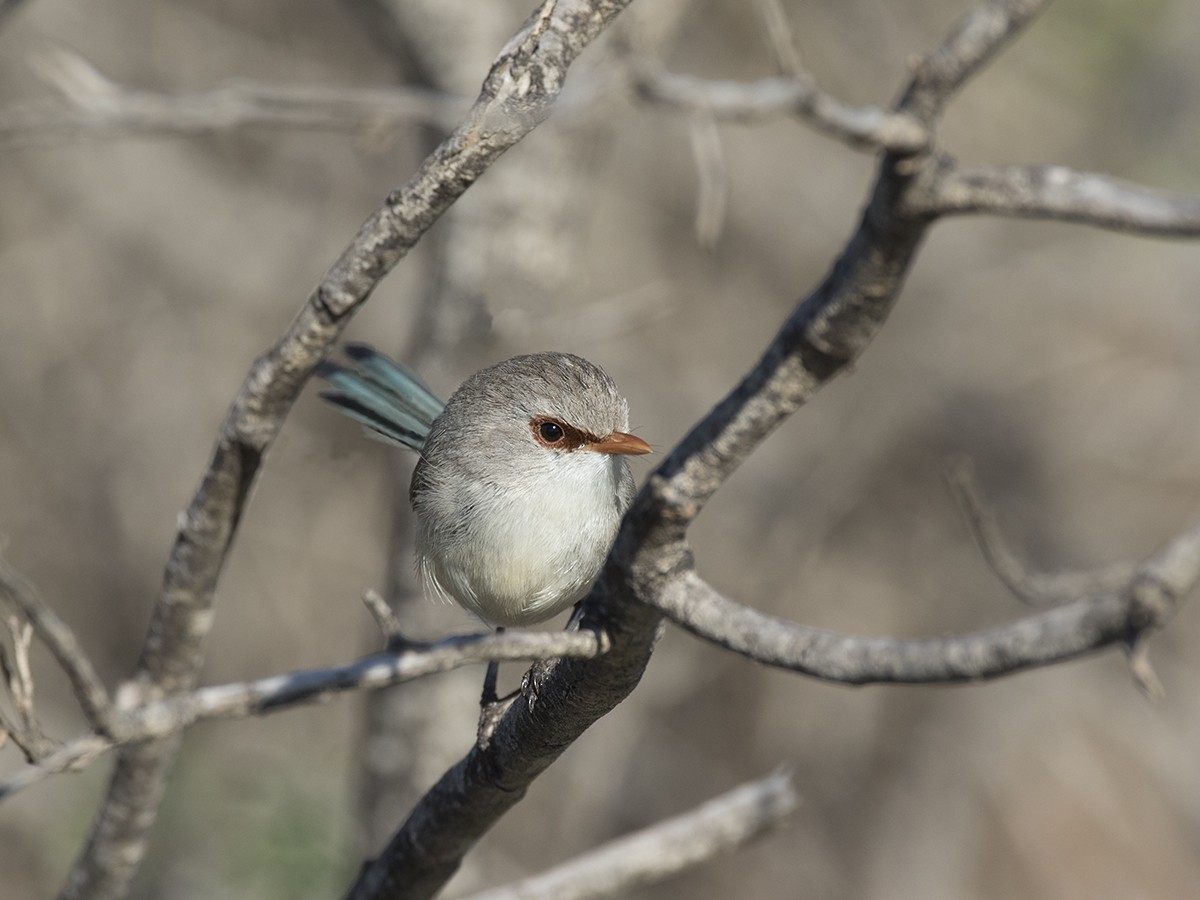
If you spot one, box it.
[0,615,54,762]
[0,556,111,729]
[635,66,929,153]
[687,113,728,248]
[64,2,639,897]
[944,456,1136,606]
[361,589,405,645]
[459,771,798,900]
[0,734,110,799]
[0,628,608,802]
[911,164,1200,238]
[755,0,804,77]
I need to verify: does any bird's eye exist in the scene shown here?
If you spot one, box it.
[538,421,565,443]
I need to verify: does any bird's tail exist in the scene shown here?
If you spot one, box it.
[316,344,445,452]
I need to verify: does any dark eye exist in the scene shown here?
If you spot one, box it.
[538,421,564,443]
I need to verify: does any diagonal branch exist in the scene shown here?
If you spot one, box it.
[62,2,638,898]
[459,771,798,900]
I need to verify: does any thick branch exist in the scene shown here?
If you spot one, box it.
[913,164,1200,237]
[63,3,635,898]
[460,772,798,900]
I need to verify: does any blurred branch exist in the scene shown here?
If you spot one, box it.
[63,2,638,898]
[687,113,728,248]
[944,456,1136,606]
[634,65,929,153]
[459,771,798,900]
[0,47,464,149]
[912,164,1200,237]
[0,627,608,802]
[349,3,1053,899]
[0,555,111,731]
[0,614,54,762]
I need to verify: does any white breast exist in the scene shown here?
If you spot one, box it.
[419,451,627,627]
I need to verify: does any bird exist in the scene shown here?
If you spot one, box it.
[316,344,651,629]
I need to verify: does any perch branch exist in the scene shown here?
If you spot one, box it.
[0,628,607,802]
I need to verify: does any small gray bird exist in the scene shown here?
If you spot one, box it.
[317,345,651,628]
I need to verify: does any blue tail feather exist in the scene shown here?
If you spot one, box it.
[317,345,445,452]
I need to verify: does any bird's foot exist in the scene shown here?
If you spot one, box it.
[476,689,517,748]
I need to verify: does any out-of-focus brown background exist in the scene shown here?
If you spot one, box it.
[2,1,1199,897]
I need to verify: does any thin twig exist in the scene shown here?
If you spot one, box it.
[687,113,728,249]
[0,556,111,728]
[459,771,798,900]
[0,627,608,802]
[0,614,54,762]
[944,456,1136,606]
[635,65,929,153]
[361,589,405,645]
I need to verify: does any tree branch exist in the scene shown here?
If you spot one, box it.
[0,555,111,730]
[459,772,797,900]
[635,65,928,153]
[62,2,637,897]
[641,511,1194,684]
[0,628,607,802]
[912,163,1200,237]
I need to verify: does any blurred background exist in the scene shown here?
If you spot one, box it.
[1,0,1199,897]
